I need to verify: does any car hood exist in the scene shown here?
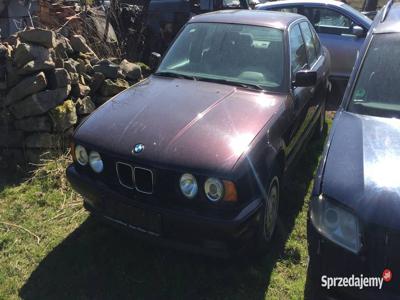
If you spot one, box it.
[322,111,400,229]
[75,76,285,174]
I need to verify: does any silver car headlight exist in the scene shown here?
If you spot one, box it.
[180,173,198,199]
[89,151,104,173]
[75,144,88,166]
[310,195,361,253]
[204,178,224,202]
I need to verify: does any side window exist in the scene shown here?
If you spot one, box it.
[309,23,321,56]
[222,0,241,8]
[304,7,353,35]
[271,6,299,13]
[300,22,317,65]
[289,24,307,75]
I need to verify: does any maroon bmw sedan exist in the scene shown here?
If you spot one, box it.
[67,10,330,256]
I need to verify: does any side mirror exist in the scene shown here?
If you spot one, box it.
[249,0,260,9]
[352,25,365,38]
[192,3,201,14]
[293,70,317,87]
[149,52,161,70]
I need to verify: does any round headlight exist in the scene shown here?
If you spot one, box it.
[75,145,88,166]
[204,178,224,202]
[89,151,104,173]
[180,173,198,199]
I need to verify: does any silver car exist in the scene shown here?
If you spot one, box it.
[257,0,372,83]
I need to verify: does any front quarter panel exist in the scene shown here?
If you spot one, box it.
[232,95,293,201]
[319,33,364,78]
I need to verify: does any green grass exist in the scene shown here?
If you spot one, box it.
[0,115,333,300]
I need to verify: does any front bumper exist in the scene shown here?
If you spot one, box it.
[307,220,400,300]
[66,164,263,257]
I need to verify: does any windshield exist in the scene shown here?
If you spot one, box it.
[348,34,400,119]
[156,22,285,92]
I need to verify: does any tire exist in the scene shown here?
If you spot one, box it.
[255,168,281,252]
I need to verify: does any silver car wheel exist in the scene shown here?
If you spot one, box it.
[263,176,280,241]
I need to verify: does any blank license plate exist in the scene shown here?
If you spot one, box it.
[105,201,161,234]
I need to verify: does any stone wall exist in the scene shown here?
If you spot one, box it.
[38,0,80,28]
[0,28,148,169]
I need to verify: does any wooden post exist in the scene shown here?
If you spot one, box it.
[103,0,113,42]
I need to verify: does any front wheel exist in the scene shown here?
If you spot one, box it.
[255,172,280,251]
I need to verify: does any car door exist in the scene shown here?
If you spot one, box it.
[299,21,327,135]
[286,23,314,162]
[301,5,365,79]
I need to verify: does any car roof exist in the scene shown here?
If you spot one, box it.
[257,0,346,9]
[257,0,372,27]
[373,2,400,34]
[188,10,306,30]
[256,0,345,9]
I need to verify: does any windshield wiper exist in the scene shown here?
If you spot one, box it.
[234,82,266,91]
[154,71,198,81]
[155,72,266,91]
[196,77,265,91]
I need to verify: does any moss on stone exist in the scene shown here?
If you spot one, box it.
[49,100,77,132]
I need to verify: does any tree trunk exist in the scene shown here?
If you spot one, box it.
[103,0,114,42]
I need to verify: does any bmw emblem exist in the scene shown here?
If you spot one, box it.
[133,143,144,154]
